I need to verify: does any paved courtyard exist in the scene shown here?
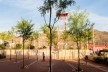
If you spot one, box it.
[0,57,108,72]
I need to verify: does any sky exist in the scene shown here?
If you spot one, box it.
[0,0,108,32]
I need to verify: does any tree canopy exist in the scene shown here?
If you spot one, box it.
[16,18,34,40]
[68,9,93,43]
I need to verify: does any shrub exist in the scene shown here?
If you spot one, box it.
[43,46,46,49]
[93,56,108,65]
[16,44,22,49]
[39,46,47,49]
[0,44,6,50]
[68,47,73,49]
[30,45,35,49]
[103,57,108,65]
[93,57,104,63]
[0,53,6,59]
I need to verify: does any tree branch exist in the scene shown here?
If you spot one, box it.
[43,15,48,25]
[52,17,59,29]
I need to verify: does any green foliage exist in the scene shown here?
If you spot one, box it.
[41,25,57,46]
[0,32,10,41]
[24,44,29,49]
[7,28,15,37]
[69,9,88,41]
[16,44,22,49]
[39,0,75,16]
[30,30,39,41]
[39,0,75,54]
[62,30,71,41]
[68,8,94,50]
[39,0,75,31]
[16,18,34,40]
[62,31,68,40]
[0,44,6,50]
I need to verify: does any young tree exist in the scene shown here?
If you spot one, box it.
[83,23,94,49]
[62,30,70,49]
[30,30,39,48]
[15,18,34,68]
[39,0,75,71]
[62,30,70,60]
[68,8,94,71]
[7,30,14,61]
[29,30,39,59]
[0,32,11,49]
[41,24,57,48]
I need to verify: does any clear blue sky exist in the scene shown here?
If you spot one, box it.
[0,0,108,32]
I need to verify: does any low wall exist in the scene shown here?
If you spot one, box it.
[0,49,91,60]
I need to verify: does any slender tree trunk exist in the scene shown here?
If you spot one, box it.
[92,27,95,52]
[64,41,66,60]
[76,35,81,72]
[57,29,59,59]
[64,21,66,60]
[49,27,52,72]
[35,39,38,61]
[49,0,52,72]
[28,45,30,59]
[77,41,80,71]
[28,40,32,59]
[10,39,13,60]
[22,37,25,69]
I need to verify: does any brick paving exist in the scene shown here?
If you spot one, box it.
[0,58,107,72]
[67,60,108,72]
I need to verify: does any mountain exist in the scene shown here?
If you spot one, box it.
[94,29,108,44]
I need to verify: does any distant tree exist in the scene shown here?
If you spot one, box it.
[62,30,70,49]
[83,23,94,49]
[30,30,39,49]
[0,32,12,49]
[16,44,22,49]
[27,30,39,59]
[0,32,9,41]
[41,24,57,48]
[0,44,5,50]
